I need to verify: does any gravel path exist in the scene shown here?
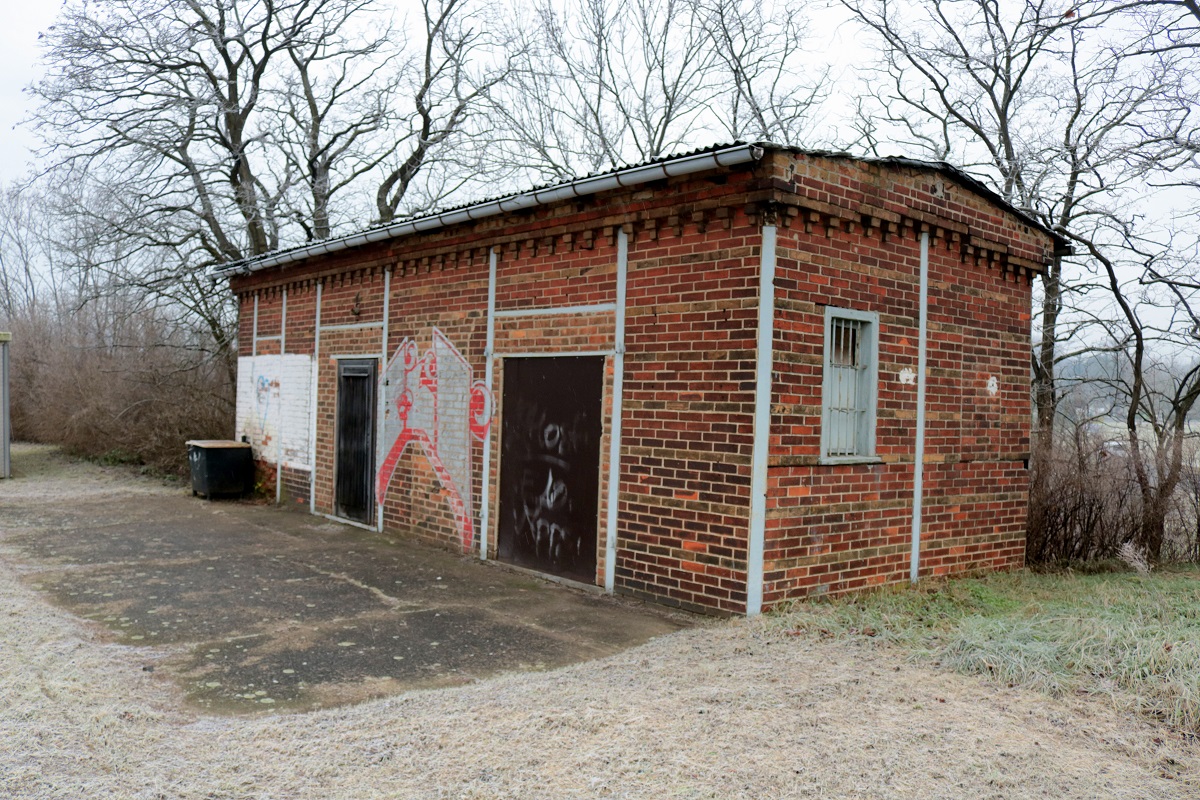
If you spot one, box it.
[2,444,1196,799]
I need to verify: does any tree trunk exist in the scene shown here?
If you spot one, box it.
[312,163,331,241]
[1034,256,1061,460]
[1139,495,1168,563]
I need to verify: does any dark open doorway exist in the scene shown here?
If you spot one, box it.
[335,358,377,524]
[497,356,604,582]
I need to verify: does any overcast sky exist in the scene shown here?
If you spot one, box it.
[0,1,861,187]
[0,3,60,183]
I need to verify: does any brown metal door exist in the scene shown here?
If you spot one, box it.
[497,356,603,581]
[335,359,377,524]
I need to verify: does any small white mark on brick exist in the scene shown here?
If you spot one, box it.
[987,376,1000,396]
[898,368,916,386]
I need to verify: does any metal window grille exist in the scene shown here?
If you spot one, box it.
[827,318,866,455]
[822,310,876,460]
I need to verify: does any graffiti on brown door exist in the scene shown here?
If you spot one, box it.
[497,357,603,581]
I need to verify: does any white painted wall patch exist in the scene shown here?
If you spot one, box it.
[898,368,916,386]
[236,354,314,468]
[987,375,1000,396]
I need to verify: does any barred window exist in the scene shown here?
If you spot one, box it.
[821,308,879,461]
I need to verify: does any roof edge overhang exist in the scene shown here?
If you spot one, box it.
[212,142,764,280]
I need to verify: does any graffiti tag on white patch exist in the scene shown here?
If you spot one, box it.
[235,354,313,467]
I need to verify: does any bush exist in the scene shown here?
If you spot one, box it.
[1027,425,1143,564]
[1028,419,1200,565]
[1168,447,1200,563]
[4,296,233,476]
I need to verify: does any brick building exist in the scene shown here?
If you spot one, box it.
[217,143,1065,616]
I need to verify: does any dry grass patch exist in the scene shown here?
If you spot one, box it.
[767,568,1200,734]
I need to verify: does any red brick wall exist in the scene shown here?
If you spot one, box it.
[762,152,1045,605]
[280,464,312,506]
[617,211,761,615]
[312,267,388,520]
[231,168,764,613]
[377,253,488,549]
[229,148,1054,616]
[238,282,321,502]
[487,235,619,584]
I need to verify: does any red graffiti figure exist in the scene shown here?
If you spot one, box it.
[376,329,492,551]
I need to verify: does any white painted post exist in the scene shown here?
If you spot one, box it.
[604,228,628,593]
[251,293,259,483]
[480,248,498,560]
[0,332,10,479]
[276,287,287,505]
[378,268,391,532]
[310,282,322,515]
[911,231,930,584]
[747,224,777,617]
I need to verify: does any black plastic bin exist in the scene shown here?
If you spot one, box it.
[186,440,254,499]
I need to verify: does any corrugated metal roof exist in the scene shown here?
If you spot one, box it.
[440,141,759,212]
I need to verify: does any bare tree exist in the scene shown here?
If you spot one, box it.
[30,0,431,253]
[0,185,49,321]
[1065,225,1200,560]
[28,0,506,370]
[29,0,352,369]
[373,0,513,222]
[485,0,714,181]
[1171,438,1200,561]
[0,177,234,471]
[486,0,828,182]
[0,181,105,326]
[838,0,1193,461]
[693,0,829,143]
[1118,0,1200,53]
[1025,411,1144,564]
[272,1,403,240]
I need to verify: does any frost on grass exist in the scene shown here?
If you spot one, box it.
[766,570,1200,735]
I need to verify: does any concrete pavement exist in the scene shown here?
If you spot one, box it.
[1,446,690,713]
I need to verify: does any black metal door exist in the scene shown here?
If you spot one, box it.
[497,356,603,581]
[335,359,377,524]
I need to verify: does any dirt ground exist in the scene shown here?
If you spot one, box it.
[1,444,1197,799]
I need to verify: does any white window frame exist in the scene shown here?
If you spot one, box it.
[820,306,881,464]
